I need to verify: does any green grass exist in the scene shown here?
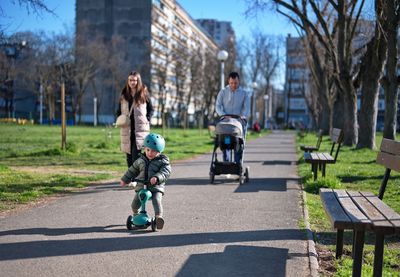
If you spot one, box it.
[0,123,266,211]
[297,131,400,276]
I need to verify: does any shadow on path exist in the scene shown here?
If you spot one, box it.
[176,245,288,277]
[0,228,306,261]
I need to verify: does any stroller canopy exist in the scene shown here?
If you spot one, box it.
[215,117,243,139]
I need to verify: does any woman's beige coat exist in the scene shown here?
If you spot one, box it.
[120,98,150,154]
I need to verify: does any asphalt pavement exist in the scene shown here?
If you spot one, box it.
[0,130,315,277]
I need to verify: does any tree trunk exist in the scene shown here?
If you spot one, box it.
[357,87,379,149]
[357,0,387,149]
[383,0,399,139]
[343,88,358,146]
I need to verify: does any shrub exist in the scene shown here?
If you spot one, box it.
[304,176,342,194]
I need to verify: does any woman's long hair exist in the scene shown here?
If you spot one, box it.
[121,71,148,105]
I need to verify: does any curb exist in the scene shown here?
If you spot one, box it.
[302,188,320,276]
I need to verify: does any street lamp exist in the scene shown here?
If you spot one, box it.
[2,40,27,118]
[263,94,269,129]
[217,50,229,91]
[251,82,258,126]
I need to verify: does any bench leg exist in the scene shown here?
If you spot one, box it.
[373,233,385,277]
[322,163,326,177]
[312,164,318,180]
[336,229,344,258]
[352,230,356,258]
[352,230,365,277]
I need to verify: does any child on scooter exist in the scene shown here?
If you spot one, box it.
[120,133,171,229]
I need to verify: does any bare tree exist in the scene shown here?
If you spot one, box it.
[246,0,367,146]
[73,21,108,124]
[187,48,204,128]
[259,36,280,128]
[202,51,220,122]
[103,35,130,119]
[235,38,250,85]
[170,43,190,127]
[0,0,56,39]
[381,0,400,140]
[356,4,387,149]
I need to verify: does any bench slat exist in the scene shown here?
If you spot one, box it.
[347,191,394,234]
[300,145,318,151]
[334,190,371,230]
[316,153,329,161]
[320,153,335,163]
[320,189,353,229]
[376,151,400,172]
[360,191,400,234]
[331,128,343,143]
[380,138,400,156]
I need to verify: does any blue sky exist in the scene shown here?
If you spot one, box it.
[1,0,298,39]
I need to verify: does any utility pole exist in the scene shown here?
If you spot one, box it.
[61,82,66,150]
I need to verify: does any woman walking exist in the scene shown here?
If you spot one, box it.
[117,71,154,167]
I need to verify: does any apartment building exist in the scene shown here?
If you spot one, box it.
[76,0,219,124]
[284,35,311,128]
[196,19,235,49]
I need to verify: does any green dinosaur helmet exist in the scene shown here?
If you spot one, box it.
[143,133,165,153]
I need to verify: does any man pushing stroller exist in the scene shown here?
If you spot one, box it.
[215,72,250,163]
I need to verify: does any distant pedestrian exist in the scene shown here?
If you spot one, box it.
[116,71,154,167]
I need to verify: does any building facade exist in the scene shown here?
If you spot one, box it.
[284,35,311,129]
[196,19,235,49]
[76,0,219,124]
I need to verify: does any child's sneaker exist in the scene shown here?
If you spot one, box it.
[155,216,164,230]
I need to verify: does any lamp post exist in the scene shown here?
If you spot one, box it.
[217,50,228,91]
[251,82,258,126]
[263,94,269,129]
[93,97,97,126]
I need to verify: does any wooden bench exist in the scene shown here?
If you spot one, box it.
[320,138,400,277]
[300,129,323,152]
[304,128,343,180]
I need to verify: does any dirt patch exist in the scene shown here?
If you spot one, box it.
[2,166,120,218]
[316,244,337,276]
[11,166,116,176]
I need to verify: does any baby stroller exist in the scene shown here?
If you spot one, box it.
[209,115,249,185]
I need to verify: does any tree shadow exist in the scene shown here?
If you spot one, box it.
[0,229,307,261]
[234,177,300,193]
[262,161,297,166]
[0,225,126,236]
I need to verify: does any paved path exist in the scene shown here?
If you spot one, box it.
[0,131,312,277]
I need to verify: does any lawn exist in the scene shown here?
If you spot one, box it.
[0,123,264,211]
[297,132,400,276]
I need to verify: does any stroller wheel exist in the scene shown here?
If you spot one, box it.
[239,175,244,185]
[151,218,156,232]
[209,172,215,184]
[245,167,250,183]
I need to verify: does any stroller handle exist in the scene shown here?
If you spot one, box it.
[220,114,247,124]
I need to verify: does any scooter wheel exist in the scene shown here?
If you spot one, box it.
[126,215,135,230]
[151,218,156,232]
